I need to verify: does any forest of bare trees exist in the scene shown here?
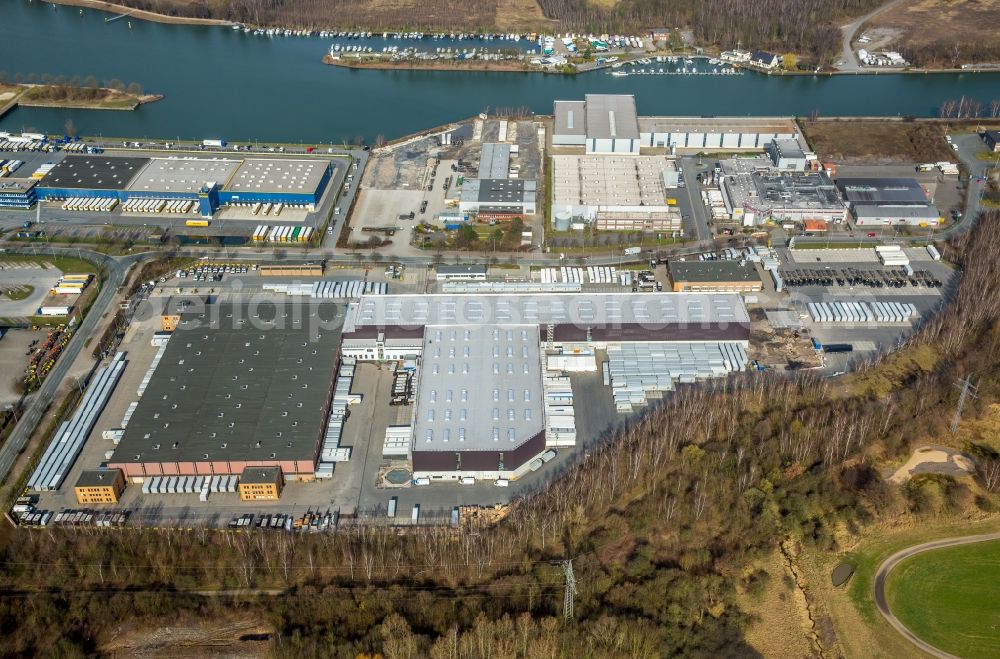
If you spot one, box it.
[97,0,880,64]
[3,210,1000,655]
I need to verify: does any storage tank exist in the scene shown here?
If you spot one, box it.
[554,210,572,232]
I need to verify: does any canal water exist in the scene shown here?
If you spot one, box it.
[2,0,999,142]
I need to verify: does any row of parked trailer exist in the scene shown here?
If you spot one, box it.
[249,202,283,216]
[141,474,239,498]
[122,198,197,214]
[0,159,23,177]
[807,301,918,324]
[0,139,50,152]
[52,510,128,527]
[61,197,119,212]
[60,142,89,153]
[263,280,389,299]
[251,225,314,242]
[27,353,127,492]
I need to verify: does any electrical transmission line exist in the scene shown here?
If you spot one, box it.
[562,559,576,621]
[951,375,978,434]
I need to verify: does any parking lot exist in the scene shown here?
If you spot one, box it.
[0,260,62,317]
[779,266,944,291]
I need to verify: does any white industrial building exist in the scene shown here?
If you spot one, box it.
[553,95,642,154]
[458,178,537,217]
[550,155,681,232]
[766,138,809,171]
[340,293,750,480]
[836,177,941,226]
[720,170,846,226]
[553,96,805,157]
[638,117,800,152]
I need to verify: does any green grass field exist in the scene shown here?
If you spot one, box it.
[885,539,1000,659]
[0,254,97,274]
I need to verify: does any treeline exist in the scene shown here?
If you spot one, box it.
[938,96,1000,119]
[90,0,880,63]
[896,41,1000,69]
[125,0,499,31]
[0,71,144,97]
[535,0,878,63]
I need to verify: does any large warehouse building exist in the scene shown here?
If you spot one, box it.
[638,117,800,152]
[550,155,681,231]
[108,303,342,481]
[552,96,805,155]
[553,94,642,155]
[340,293,750,480]
[835,177,941,226]
[36,154,333,215]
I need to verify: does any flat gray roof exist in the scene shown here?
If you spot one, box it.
[0,178,37,192]
[75,469,121,488]
[223,159,328,194]
[754,172,841,209]
[240,466,281,484]
[638,116,798,135]
[413,325,543,453]
[114,302,342,465]
[668,261,762,284]
[836,178,928,205]
[128,157,241,194]
[461,178,536,205]
[41,155,149,191]
[345,292,749,332]
[552,155,675,207]
[771,138,805,159]
[585,94,640,140]
[554,100,587,137]
[437,264,487,276]
[478,143,511,179]
[853,204,940,219]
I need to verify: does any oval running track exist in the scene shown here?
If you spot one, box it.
[873,531,1000,659]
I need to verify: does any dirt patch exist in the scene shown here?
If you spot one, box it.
[102,616,271,657]
[750,308,823,370]
[494,0,555,31]
[800,120,956,164]
[737,547,819,659]
[865,0,1000,50]
[887,445,976,483]
[855,26,905,53]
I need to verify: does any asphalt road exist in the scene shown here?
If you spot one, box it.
[872,531,1000,659]
[678,157,712,242]
[0,247,145,486]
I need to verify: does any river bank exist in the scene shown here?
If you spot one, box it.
[39,0,234,26]
[322,54,537,74]
[0,83,162,119]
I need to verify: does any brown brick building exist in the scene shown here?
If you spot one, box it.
[74,468,126,505]
[667,261,763,293]
[238,467,284,501]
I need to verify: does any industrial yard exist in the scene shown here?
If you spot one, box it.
[349,116,543,255]
[2,97,985,532]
